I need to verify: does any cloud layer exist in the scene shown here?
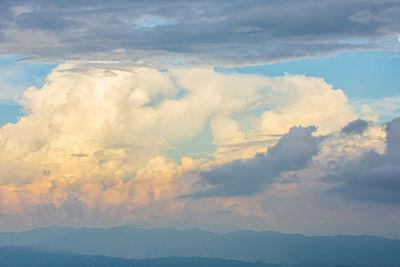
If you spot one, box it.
[0,0,400,64]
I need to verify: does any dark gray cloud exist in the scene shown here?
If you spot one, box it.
[341,118,369,135]
[70,153,88,158]
[189,126,320,198]
[328,117,400,202]
[385,117,400,163]
[0,0,399,64]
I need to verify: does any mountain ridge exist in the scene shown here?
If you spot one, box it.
[1,226,400,265]
[0,246,396,267]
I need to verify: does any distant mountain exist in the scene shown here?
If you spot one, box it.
[0,246,133,267]
[1,226,400,266]
[0,246,283,267]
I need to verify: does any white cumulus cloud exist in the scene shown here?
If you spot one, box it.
[0,62,359,229]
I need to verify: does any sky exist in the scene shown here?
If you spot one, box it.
[0,0,400,237]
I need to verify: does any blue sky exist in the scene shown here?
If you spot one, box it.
[216,50,400,99]
[0,56,56,96]
[0,56,55,124]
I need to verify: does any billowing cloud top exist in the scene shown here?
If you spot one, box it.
[1,0,400,64]
[0,63,362,230]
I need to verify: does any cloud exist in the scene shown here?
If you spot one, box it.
[327,117,400,202]
[0,0,399,64]
[386,117,400,162]
[189,126,320,198]
[348,10,374,25]
[341,118,369,135]
[0,63,357,228]
[70,153,88,158]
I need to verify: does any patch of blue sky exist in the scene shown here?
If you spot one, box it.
[251,105,275,118]
[0,99,24,126]
[135,16,166,28]
[215,50,400,100]
[160,56,185,66]
[162,121,216,162]
[0,55,56,126]
[384,34,400,44]
[0,55,56,97]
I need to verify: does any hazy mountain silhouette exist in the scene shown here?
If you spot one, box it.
[2,246,398,267]
[0,246,282,267]
[1,226,400,266]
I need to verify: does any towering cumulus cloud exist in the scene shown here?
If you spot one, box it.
[0,63,357,229]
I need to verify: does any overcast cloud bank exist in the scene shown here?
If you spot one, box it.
[1,0,400,64]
